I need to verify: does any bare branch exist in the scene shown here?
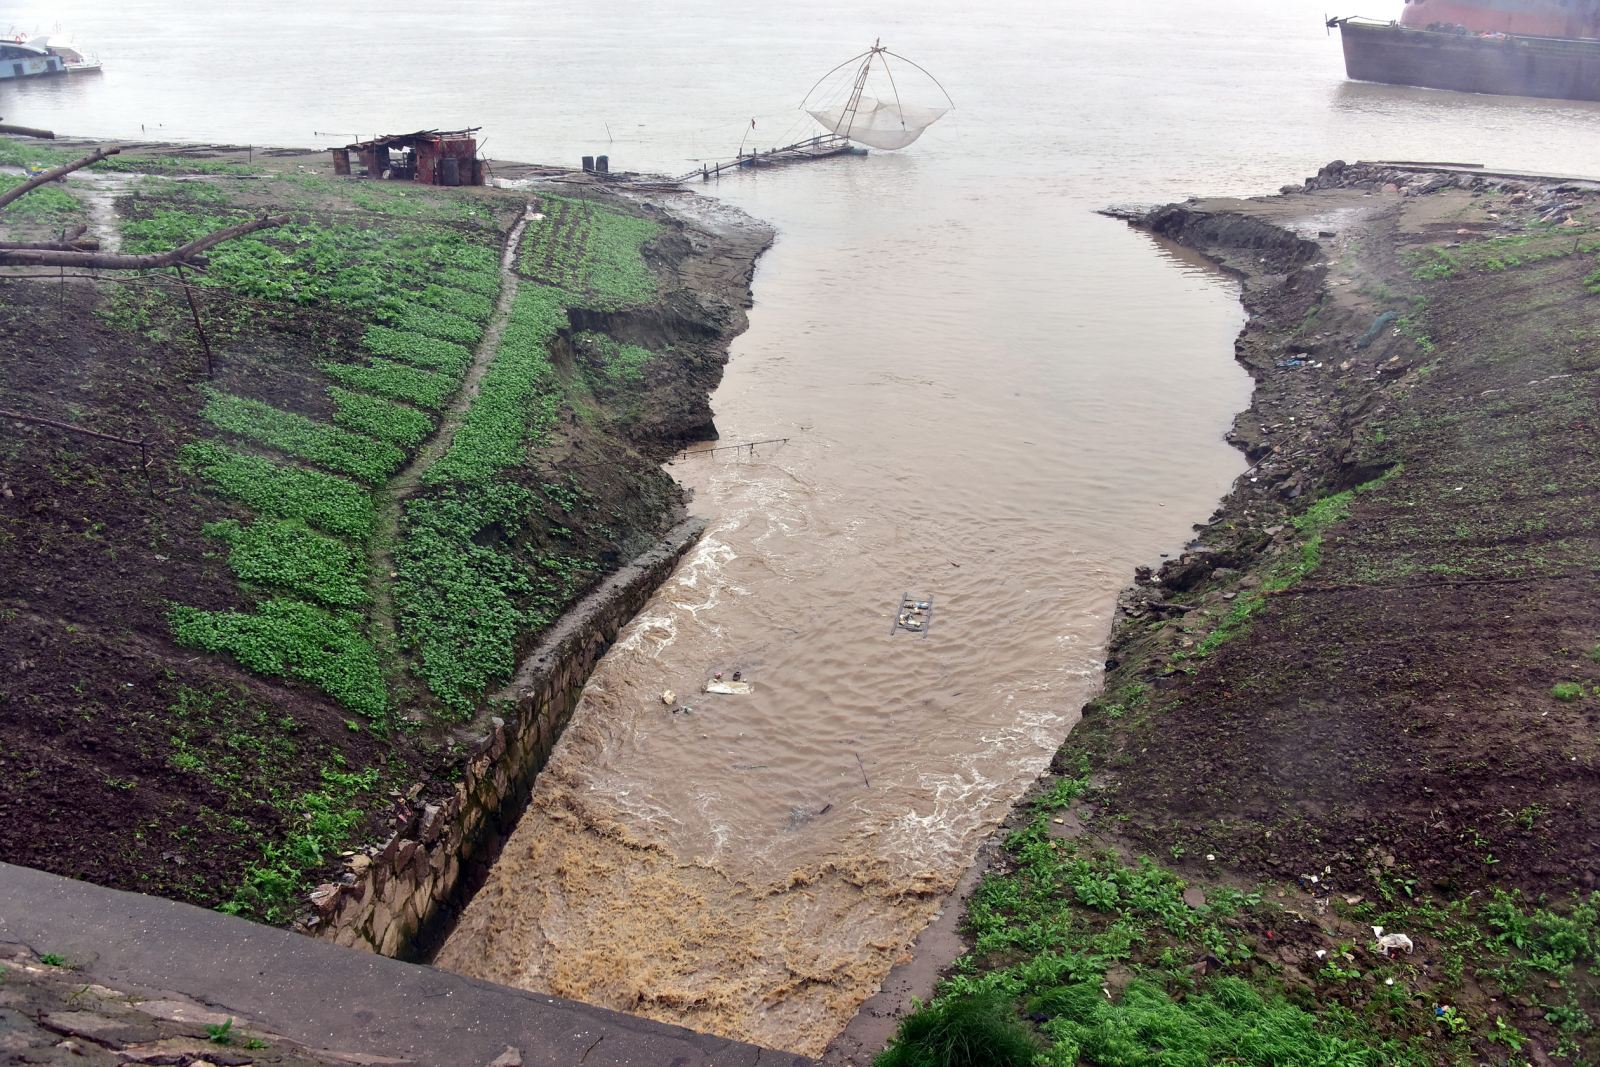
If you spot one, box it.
[0,238,100,251]
[0,145,122,212]
[0,213,290,270]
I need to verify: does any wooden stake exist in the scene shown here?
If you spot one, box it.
[174,263,214,378]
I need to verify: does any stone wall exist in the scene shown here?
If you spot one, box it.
[302,517,707,958]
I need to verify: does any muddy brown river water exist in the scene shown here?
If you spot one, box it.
[12,0,1600,1054]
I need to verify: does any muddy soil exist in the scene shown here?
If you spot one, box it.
[0,138,770,917]
[1041,162,1600,1058]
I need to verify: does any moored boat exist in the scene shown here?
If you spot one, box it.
[1329,0,1600,101]
[0,32,101,80]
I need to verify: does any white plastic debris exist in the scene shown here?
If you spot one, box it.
[1372,926,1415,956]
[705,681,753,695]
[661,690,676,706]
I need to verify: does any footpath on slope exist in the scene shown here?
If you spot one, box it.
[856,162,1600,1066]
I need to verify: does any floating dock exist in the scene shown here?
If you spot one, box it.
[677,135,865,183]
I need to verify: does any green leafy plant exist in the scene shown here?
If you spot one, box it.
[171,599,387,720]
[200,391,403,485]
[179,443,375,540]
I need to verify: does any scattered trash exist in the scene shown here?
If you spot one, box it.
[661,690,676,706]
[891,593,935,637]
[1372,926,1415,956]
[1355,310,1400,349]
[705,680,753,695]
[1315,949,1327,959]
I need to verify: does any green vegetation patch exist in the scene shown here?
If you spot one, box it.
[204,518,369,607]
[200,391,403,485]
[519,195,661,309]
[179,442,375,540]
[573,330,652,390]
[327,387,433,449]
[171,599,387,721]
[361,324,472,373]
[1182,467,1400,660]
[321,359,457,411]
[416,283,495,323]
[383,305,482,346]
[394,483,536,715]
[879,779,1433,1067]
[1407,227,1600,282]
[395,481,596,716]
[425,284,565,485]
[439,265,501,296]
[0,174,83,221]
[220,764,381,923]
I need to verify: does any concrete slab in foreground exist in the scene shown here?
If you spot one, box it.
[0,862,812,1067]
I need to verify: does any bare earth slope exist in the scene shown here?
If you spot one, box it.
[871,163,1600,1065]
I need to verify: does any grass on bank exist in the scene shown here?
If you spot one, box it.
[1175,466,1401,662]
[878,774,1600,1066]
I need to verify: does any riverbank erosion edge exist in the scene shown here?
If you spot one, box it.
[0,137,773,951]
[866,162,1600,1065]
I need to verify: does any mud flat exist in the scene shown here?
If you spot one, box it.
[859,162,1600,1065]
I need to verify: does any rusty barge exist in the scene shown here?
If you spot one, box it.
[1330,0,1600,101]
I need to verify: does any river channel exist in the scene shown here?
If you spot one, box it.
[10,0,1600,1054]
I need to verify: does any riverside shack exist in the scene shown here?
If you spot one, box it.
[331,128,483,186]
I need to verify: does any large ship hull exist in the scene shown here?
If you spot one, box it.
[1399,0,1600,38]
[1336,19,1600,100]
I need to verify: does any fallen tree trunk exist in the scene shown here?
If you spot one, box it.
[0,145,121,212]
[0,123,56,140]
[0,213,289,269]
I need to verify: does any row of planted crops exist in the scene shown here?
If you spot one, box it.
[104,177,665,729]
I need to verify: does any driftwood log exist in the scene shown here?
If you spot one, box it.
[0,123,55,139]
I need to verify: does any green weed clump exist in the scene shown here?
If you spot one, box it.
[328,387,433,449]
[201,391,403,485]
[321,359,457,410]
[876,992,1039,1067]
[1552,682,1585,702]
[171,599,387,720]
[179,442,375,540]
[204,518,370,607]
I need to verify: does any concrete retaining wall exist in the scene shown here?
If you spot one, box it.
[304,518,707,957]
